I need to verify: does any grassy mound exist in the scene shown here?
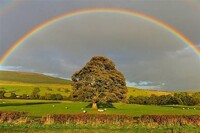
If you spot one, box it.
[0,71,71,84]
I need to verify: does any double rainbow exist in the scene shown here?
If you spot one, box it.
[0,8,199,64]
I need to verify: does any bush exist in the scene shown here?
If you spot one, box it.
[42,114,135,125]
[128,93,199,106]
[9,92,17,99]
[55,94,63,100]
[42,114,200,126]
[22,94,29,99]
[174,93,199,106]
[0,90,6,99]
[44,93,63,100]
[0,111,27,124]
[140,115,200,126]
[64,89,70,93]
[47,88,52,91]
[30,87,40,99]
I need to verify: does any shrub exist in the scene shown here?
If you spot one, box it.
[42,114,135,125]
[44,93,63,100]
[64,89,70,93]
[42,114,200,126]
[55,94,63,100]
[47,88,52,91]
[140,115,200,126]
[22,94,29,99]
[0,90,6,99]
[9,92,17,99]
[0,111,28,124]
[128,93,199,106]
[30,87,40,99]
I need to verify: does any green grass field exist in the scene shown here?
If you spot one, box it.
[0,71,71,84]
[0,99,199,117]
[0,81,174,98]
[0,70,174,97]
[0,70,199,119]
[0,81,72,97]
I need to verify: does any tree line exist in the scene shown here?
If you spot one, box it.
[128,92,200,106]
[0,87,70,100]
[1,57,199,107]
[1,88,199,106]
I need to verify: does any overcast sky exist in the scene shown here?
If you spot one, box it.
[0,0,200,91]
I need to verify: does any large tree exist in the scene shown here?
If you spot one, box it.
[71,56,127,109]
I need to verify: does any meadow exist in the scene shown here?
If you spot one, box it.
[0,81,72,97]
[0,99,199,132]
[0,80,173,99]
[0,71,199,131]
[0,99,199,117]
[0,71,175,97]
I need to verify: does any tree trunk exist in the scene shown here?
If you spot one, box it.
[92,102,98,110]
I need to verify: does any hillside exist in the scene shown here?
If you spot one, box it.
[0,70,174,97]
[127,87,173,97]
[0,71,71,85]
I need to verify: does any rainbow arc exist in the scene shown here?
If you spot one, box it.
[0,8,199,64]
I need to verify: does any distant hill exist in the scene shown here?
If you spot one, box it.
[0,71,71,85]
[127,87,173,97]
[0,70,174,97]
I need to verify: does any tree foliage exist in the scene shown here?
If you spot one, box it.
[128,92,199,106]
[30,87,40,99]
[0,90,5,99]
[71,56,127,104]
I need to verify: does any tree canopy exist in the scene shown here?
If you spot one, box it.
[71,56,127,106]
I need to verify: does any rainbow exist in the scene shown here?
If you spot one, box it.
[0,8,200,64]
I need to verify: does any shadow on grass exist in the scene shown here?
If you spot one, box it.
[85,102,116,108]
[0,102,60,107]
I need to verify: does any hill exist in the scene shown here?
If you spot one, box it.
[127,87,173,97]
[0,70,174,97]
[0,71,71,84]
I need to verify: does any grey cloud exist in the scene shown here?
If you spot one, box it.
[0,0,200,91]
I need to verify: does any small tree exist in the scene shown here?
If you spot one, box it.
[55,94,63,100]
[0,90,6,99]
[22,94,29,99]
[30,87,40,99]
[71,56,127,109]
[9,92,17,99]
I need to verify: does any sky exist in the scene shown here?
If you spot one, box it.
[0,0,200,91]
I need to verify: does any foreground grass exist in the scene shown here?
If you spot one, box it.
[0,123,200,132]
[0,99,199,117]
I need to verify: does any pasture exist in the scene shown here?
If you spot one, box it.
[0,99,199,117]
[0,81,174,98]
[0,81,72,97]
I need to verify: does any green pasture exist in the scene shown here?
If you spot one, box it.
[127,87,173,97]
[0,71,71,84]
[0,81,174,98]
[0,81,71,97]
[0,99,199,117]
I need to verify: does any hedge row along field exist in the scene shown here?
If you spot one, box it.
[140,115,200,126]
[0,111,27,124]
[42,114,200,127]
[1,111,199,127]
[42,114,137,125]
[0,111,200,131]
